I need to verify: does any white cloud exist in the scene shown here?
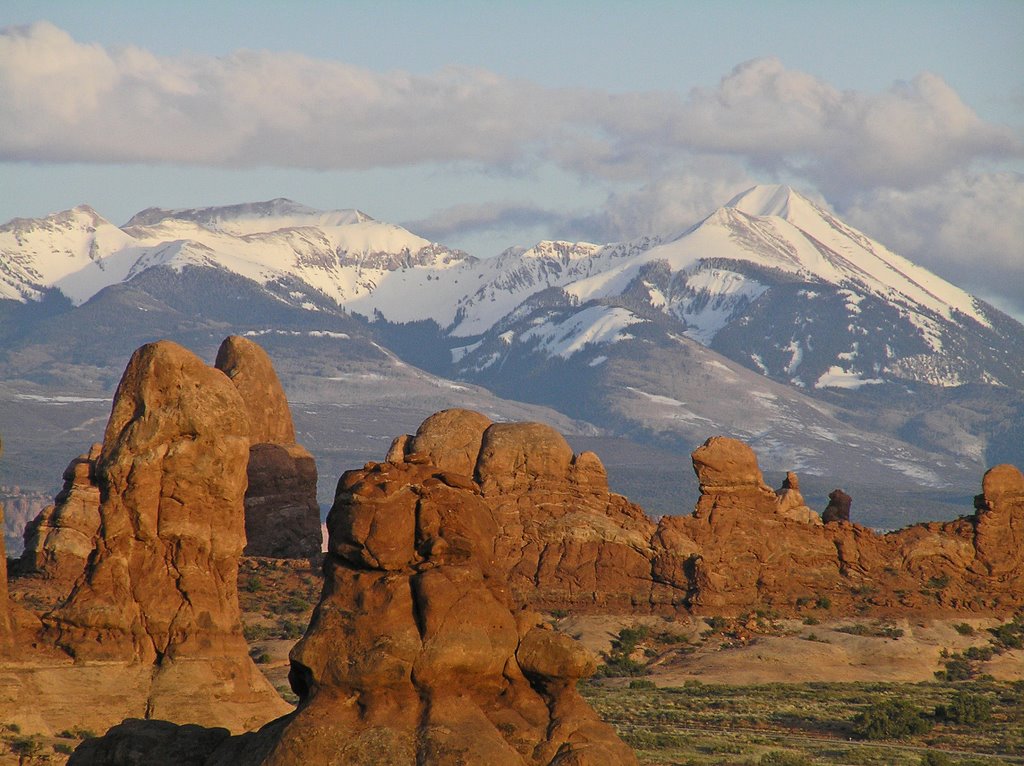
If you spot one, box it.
[563,159,757,242]
[1,23,1018,196]
[842,172,1024,320]
[2,23,1021,319]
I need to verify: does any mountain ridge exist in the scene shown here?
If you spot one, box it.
[2,185,1022,532]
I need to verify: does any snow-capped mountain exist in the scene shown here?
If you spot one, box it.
[2,186,1023,526]
[0,206,142,304]
[548,185,1020,390]
[1,198,478,321]
[5,187,1018,389]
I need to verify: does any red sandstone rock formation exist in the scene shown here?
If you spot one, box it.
[20,444,102,584]
[340,421,1024,620]
[775,471,821,525]
[394,410,687,612]
[822,489,852,523]
[35,341,289,730]
[71,444,637,765]
[657,437,1024,616]
[215,336,320,559]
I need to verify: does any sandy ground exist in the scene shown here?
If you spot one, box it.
[555,614,1024,684]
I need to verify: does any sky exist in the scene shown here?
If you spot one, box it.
[2,1,1023,318]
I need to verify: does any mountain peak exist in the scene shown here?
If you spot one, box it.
[724,184,809,218]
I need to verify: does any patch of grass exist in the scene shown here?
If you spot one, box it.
[580,679,1024,766]
[761,751,813,766]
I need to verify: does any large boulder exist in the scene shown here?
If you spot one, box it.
[407,407,493,476]
[215,336,321,559]
[822,489,852,524]
[691,436,778,517]
[214,335,296,445]
[40,340,290,730]
[19,444,102,584]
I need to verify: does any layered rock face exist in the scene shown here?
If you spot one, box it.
[215,336,321,559]
[972,464,1024,577]
[354,423,1024,618]
[19,444,102,584]
[307,418,1024,620]
[393,409,686,612]
[72,457,636,765]
[656,437,1024,615]
[36,341,290,730]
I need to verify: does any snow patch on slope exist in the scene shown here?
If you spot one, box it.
[522,306,644,359]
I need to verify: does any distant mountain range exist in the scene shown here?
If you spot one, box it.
[2,185,1022,536]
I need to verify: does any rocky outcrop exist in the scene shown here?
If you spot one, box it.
[71,441,637,765]
[19,444,102,584]
[254,456,637,766]
[823,489,852,523]
[322,420,1024,619]
[25,341,291,732]
[657,439,1024,615]
[972,464,1024,577]
[397,410,685,612]
[775,471,821,525]
[215,336,320,559]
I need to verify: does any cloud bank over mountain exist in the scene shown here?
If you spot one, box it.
[1,20,1022,317]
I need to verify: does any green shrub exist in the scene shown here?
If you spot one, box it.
[920,753,952,766]
[936,654,976,682]
[243,622,271,641]
[852,698,933,740]
[814,596,832,610]
[277,618,305,640]
[243,576,263,593]
[988,621,1024,650]
[597,625,653,677]
[628,678,656,690]
[936,690,993,725]
[954,622,975,636]
[54,742,75,755]
[250,650,272,664]
[10,735,43,758]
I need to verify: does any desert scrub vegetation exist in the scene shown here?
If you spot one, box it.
[239,557,321,644]
[936,612,1024,681]
[580,679,1024,765]
[834,622,904,639]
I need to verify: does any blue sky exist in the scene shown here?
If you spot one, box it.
[2,1,1023,316]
